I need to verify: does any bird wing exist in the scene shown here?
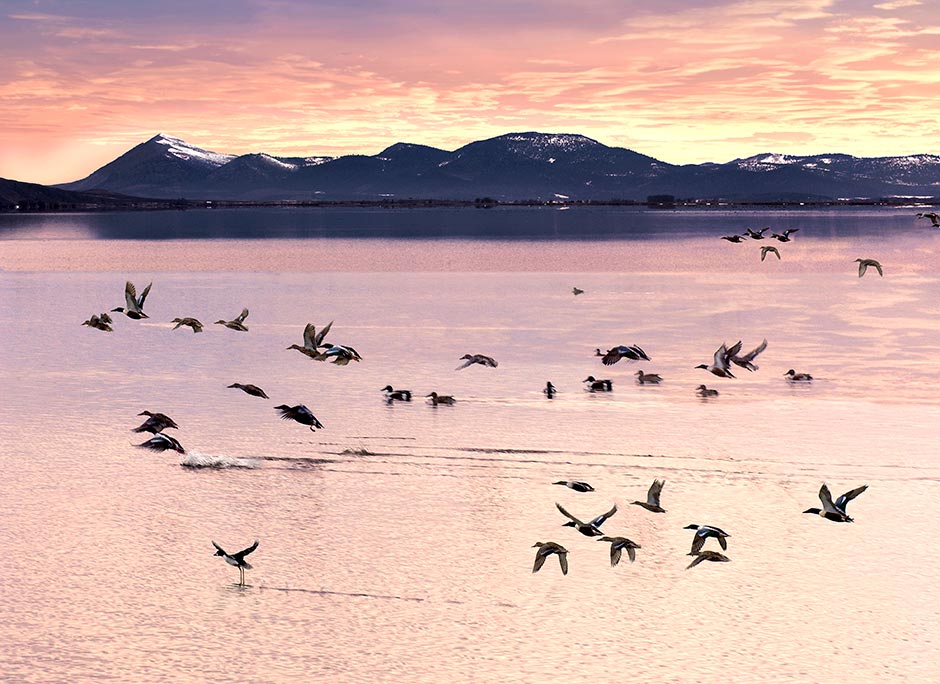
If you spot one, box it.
[712,344,729,368]
[686,555,707,569]
[234,539,259,559]
[690,534,706,555]
[610,545,622,567]
[857,261,867,277]
[532,549,548,573]
[212,541,226,555]
[482,355,498,367]
[124,281,139,312]
[626,545,637,562]
[601,349,621,365]
[455,358,475,370]
[558,552,568,575]
[743,339,767,361]
[315,320,333,347]
[590,504,617,527]
[835,485,868,512]
[631,345,650,361]
[819,484,842,515]
[872,261,883,276]
[555,502,583,525]
[235,308,249,323]
[647,479,664,507]
[137,282,152,309]
[718,535,728,551]
[303,323,317,350]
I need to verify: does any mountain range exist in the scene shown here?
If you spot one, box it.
[33,131,940,202]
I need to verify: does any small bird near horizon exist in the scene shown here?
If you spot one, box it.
[572,286,584,295]
[171,317,204,333]
[552,480,594,492]
[685,524,731,555]
[729,338,767,372]
[274,404,323,431]
[212,539,258,586]
[555,502,618,537]
[803,483,867,522]
[597,536,641,566]
[771,228,799,242]
[215,308,249,331]
[784,369,813,382]
[134,432,185,454]
[381,385,412,402]
[425,392,456,406]
[583,376,613,392]
[631,479,666,513]
[112,280,151,319]
[228,383,269,398]
[635,370,662,385]
[686,550,731,569]
[916,212,939,227]
[543,381,557,398]
[532,541,568,575]
[854,258,883,278]
[696,384,719,397]
[456,353,498,370]
[760,245,781,261]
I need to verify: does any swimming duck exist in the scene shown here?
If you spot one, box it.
[137,411,179,431]
[721,234,746,243]
[543,381,557,398]
[532,541,569,575]
[228,383,269,398]
[583,376,613,392]
[745,227,769,239]
[686,550,731,569]
[381,385,412,401]
[729,338,767,372]
[425,392,456,406]
[171,317,204,333]
[599,344,650,365]
[215,308,249,331]
[635,370,662,385]
[916,212,939,227]
[684,524,730,554]
[803,483,867,522]
[631,479,666,513]
[784,369,813,382]
[555,502,617,536]
[760,245,781,261]
[771,228,799,242]
[552,480,594,492]
[696,384,719,397]
[82,314,113,332]
[597,536,641,566]
[274,404,323,431]
[854,258,883,278]
[287,321,334,359]
[134,432,185,454]
[316,343,362,365]
[695,342,739,378]
[112,280,152,319]
[212,539,258,586]
[456,353,498,370]
[572,287,584,295]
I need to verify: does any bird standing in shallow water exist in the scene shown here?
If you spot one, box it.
[212,540,258,586]
[631,479,666,513]
[597,536,641,566]
[803,483,867,522]
[228,383,269,399]
[555,502,617,536]
[686,550,731,569]
[532,542,568,575]
[274,404,323,431]
[685,524,731,554]
[854,258,883,278]
[215,308,249,331]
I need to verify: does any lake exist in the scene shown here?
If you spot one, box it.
[1,206,938,682]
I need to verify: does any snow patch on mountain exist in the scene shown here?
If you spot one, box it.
[154,134,235,167]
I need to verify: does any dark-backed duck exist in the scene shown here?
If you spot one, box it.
[316,343,362,365]
[695,342,739,379]
[771,228,799,241]
[721,234,746,243]
[135,432,185,454]
[137,411,179,431]
[916,212,939,227]
[381,385,412,401]
[215,308,249,331]
[583,376,613,392]
[555,502,617,537]
[631,479,666,513]
[572,287,584,295]
[274,404,323,431]
[803,483,867,522]
[854,258,883,277]
[228,383,269,398]
[635,370,662,384]
[685,524,730,554]
[784,369,813,382]
[456,353,498,370]
[597,536,641,566]
[686,550,731,569]
[760,245,781,261]
[212,539,258,586]
[745,227,769,239]
[112,280,151,319]
[425,392,456,406]
[552,480,594,492]
[532,542,568,575]
[599,344,650,365]
[82,314,113,332]
[543,381,557,398]
[171,317,204,333]
[696,384,719,397]
[730,338,767,372]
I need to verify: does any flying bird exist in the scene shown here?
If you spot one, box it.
[684,524,731,555]
[686,550,731,569]
[112,280,151,319]
[455,353,498,370]
[171,317,204,333]
[631,479,666,513]
[135,411,179,432]
[215,308,249,331]
[916,212,939,227]
[695,341,739,378]
[228,383,269,398]
[598,344,650,365]
[729,339,767,372]
[745,227,769,239]
[552,480,594,492]
[555,502,617,537]
[212,539,259,586]
[287,321,333,359]
[82,314,113,332]
[532,542,568,575]
[597,536,641,566]
[721,234,746,243]
[803,483,867,522]
[134,432,185,454]
[771,228,799,242]
[760,246,781,261]
[274,404,323,431]
[854,258,883,278]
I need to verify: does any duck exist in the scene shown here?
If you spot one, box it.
[597,536,641,566]
[803,483,867,522]
[552,480,594,492]
[287,321,334,359]
[274,404,323,431]
[684,524,731,554]
[134,432,185,454]
[455,353,498,370]
[760,245,781,261]
[316,343,362,365]
[686,550,731,569]
[381,385,412,401]
[543,381,557,398]
[572,286,584,295]
[721,234,746,243]
[729,338,767,371]
[133,414,179,434]
[425,392,456,406]
[635,370,662,385]
[82,314,113,332]
[695,341,739,378]
[228,383,269,399]
[532,541,568,575]
[745,227,769,239]
[212,539,258,586]
[771,228,799,242]
[111,280,151,319]
[555,502,617,537]
[696,384,719,397]
[916,212,939,227]
[583,376,613,392]
[784,369,813,382]
[854,258,883,278]
[136,411,179,431]
[215,308,249,331]
[631,479,666,513]
[171,317,204,333]
[598,344,650,365]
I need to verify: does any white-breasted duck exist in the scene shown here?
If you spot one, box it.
[532,541,568,575]
[635,370,662,385]
[425,392,456,406]
[112,280,151,319]
[171,317,204,333]
[597,536,641,566]
[583,376,613,392]
[730,339,767,372]
[696,384,719,397]
[455,353,498,370]
[552,480,594,492]
[274,404,323,431]
[685,524,730,554]
[695,341,739,379]
[228,383,269,399]
[381,385,412,401]
[631,479,666,513]
[215,308,249,331]
[555,502,617,537]
[803,483,867,523]
[212,539,258,586]
[135,432,185,454]
[854,258,883,277]
[745,227,769,239]
[784,369,813,382]
[316,343,362,365]
[686,550,731,569]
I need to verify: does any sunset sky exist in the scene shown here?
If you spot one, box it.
[2,0,939,184]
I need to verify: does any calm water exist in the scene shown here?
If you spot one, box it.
[1,207,938,682]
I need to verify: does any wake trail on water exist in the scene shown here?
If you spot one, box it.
[180,451,261,469]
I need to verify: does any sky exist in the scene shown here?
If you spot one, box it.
[2,0,939,184]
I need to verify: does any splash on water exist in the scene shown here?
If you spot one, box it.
[180,451,260,469]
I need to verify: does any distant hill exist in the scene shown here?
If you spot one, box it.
[45,131,940,202]
[0,176,154,210]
